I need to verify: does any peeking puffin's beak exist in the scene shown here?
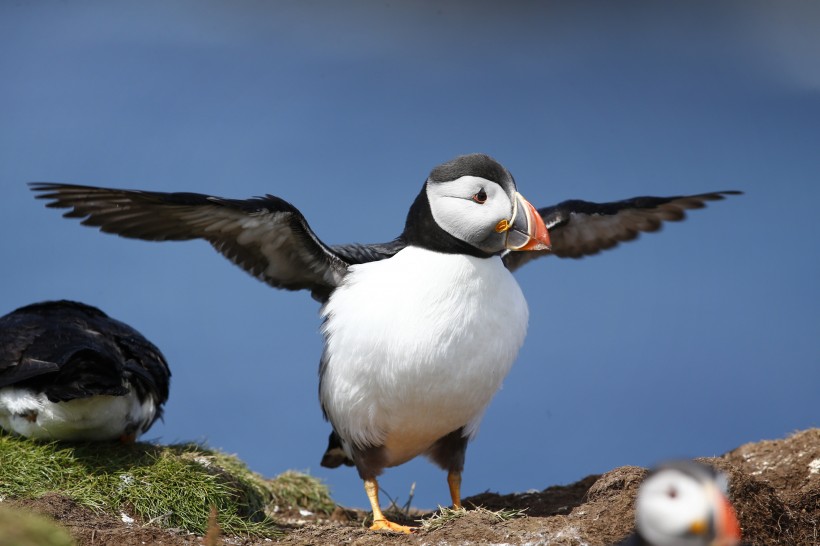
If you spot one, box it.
[501,192,551,251]
[713,488,742,546]
[689,485,742,546]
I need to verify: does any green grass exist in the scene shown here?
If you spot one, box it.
[268,470,336,514]
[0,432,334,537]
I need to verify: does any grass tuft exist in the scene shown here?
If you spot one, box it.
[0,432,332,537]
[421,505,527,531]
[268,470,335,515]
[420,506,469,531]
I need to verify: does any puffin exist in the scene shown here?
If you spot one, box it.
[619,460,743,546]
[30,153,738,531]
[0,300,170,442]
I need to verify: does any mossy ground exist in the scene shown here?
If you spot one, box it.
[0,432,333,538]
[2,430,816,545]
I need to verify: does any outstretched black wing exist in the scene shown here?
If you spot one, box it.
[502,191,741,272]
[330,240,406,264]
[31,183,354,301]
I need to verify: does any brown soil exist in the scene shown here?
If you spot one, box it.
[4,429,818,546]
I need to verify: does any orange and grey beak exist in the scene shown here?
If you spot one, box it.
[498,192,551,251]
[713,489,742,546]
[690,486,742,546]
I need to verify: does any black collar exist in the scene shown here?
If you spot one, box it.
[401,188,495,259]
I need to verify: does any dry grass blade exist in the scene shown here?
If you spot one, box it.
[421,505,527,531]
[204,506,221,546]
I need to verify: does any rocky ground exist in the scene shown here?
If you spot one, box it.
[4,429,818,546]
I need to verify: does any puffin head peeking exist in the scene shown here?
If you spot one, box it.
[629,460,742,546]
[405,153,551,257]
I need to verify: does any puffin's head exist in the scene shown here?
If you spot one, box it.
[635,461,742,546]
[404,154,551,256]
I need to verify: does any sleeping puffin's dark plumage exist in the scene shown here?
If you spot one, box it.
[0,300,170,440]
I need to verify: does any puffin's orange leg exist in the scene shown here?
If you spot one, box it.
[447,470,463,509]
[364,478,414,533]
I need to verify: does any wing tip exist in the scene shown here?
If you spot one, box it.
[698,190,743,201]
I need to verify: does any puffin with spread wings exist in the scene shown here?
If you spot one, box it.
[31,153,738,532]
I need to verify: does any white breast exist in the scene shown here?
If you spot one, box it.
[320,246,528,467]
[0,387,156,441]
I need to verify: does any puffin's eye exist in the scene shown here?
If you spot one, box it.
[472,189,488,204]
[666,486,678,499]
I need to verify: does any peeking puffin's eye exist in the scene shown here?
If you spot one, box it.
[472,189,488,204]
[666,486,678,499]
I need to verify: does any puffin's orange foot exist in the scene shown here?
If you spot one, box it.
[369,518,415,533]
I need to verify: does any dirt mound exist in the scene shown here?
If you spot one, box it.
[3,429,817,545]
[721,428,819,545]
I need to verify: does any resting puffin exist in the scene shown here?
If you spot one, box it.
[0,300,170,442]
[619,460,742,546]
[30,153,738,531]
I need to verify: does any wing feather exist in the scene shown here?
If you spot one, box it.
[31,183,351,299]
[503,191,741,271]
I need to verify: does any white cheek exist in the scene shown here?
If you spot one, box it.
[636,473,710,546]
[426,177,510,244]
